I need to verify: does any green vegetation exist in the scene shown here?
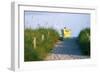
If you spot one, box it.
[24,28,60,61]
[78,28,90,55]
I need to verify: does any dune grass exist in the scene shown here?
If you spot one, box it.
[24,28,60,61]
[78,28,90,56]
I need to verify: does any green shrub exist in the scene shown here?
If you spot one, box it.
[24,28,60,61]
[78,28,90,55]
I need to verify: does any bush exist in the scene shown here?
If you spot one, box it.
[78,28,90,55]
[24,28,60,61]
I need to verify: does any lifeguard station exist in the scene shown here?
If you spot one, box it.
[63,27,71,38]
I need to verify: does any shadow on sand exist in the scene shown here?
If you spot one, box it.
[52,37,83,56]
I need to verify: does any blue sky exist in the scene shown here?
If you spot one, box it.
[24,11,90,37]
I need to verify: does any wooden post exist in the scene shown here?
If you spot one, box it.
[42,34,44,41]
[47,31,49,39]
[48,31,49,36]
[33,37,36,49]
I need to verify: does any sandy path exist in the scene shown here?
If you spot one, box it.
[45,38,90,60]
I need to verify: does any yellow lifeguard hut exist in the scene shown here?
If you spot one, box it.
[63,27,71,38]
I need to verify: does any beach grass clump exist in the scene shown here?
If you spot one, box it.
[24,28,60,61]
[78,28,90,55]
